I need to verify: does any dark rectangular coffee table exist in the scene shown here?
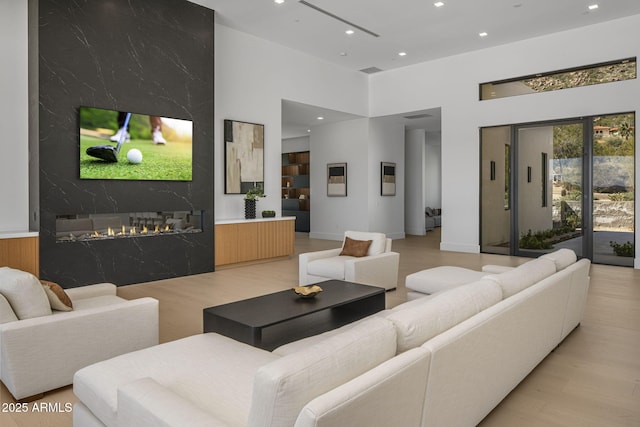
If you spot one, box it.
[203,280,385,351]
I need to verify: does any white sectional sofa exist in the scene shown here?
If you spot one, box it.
[73,249,590,427]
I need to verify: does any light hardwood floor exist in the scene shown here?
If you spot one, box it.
[2,230,639,426]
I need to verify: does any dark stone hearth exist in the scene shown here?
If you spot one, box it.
[35,0,214,287]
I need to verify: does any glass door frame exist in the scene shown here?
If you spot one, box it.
[511,118,593,260]
[481,112,635,265]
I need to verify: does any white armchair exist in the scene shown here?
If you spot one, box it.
[0,267,159,400]
[299,231,399,291]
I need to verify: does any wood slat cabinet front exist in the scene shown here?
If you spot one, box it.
[0,236,40,277]
[215,218,294,267]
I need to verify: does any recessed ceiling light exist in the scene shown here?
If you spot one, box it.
[307,129,311,132]
[588,4,599,10]
[339,52,347,56]
[274,0,285,4]
[345,29,355,35]
[479,32,488,37]
[317,116,324,120]
[434,1,444,7]
[398,52,407,57]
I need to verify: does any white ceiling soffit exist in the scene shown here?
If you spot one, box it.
[280,101,441,139]
[281,100,364,139]
[193,0,640,72]
[398,108,442,132]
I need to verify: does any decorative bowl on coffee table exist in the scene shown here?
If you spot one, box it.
[293,285,323,298]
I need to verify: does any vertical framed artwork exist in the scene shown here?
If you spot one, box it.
[224,119,264,194]
[381,162,396,196]
[327,163,347,196]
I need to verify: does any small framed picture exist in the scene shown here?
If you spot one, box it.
[327,163,347,196]
[381,162,396,196]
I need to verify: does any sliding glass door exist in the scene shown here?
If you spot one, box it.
[515,122,584,258]
[592,114,635,266]
[481,113,635,266]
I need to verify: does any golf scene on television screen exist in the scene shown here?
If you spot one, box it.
[79,106,193,181]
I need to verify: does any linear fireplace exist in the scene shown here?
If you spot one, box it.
[56,211,203,243]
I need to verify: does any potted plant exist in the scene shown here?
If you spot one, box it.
[244,185,265,219]
[262,210,276,218]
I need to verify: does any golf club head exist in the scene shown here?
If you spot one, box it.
[85,112,132,163]
[86,145,119,162]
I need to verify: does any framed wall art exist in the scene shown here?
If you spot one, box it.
[381,162,396,196]
[224,119,264,194]
[327,163,347,196]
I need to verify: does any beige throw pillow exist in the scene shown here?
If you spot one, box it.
[41,280,73,311]
[0,267,52,319]
[340,236,372,257]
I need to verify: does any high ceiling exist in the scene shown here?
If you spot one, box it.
[193,0,640,73]
[191,0,640,138]
[281,100,442,140]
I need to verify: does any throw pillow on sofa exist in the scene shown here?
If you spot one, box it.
[344,231,387,256]
[385,280,502,352]
[0,293,19,324]
[484,258,556,299]
[41,280,73,311]
[340,237,372,257]
[0,267,52,320]
[540,248,577,271]
[248,316,397,426]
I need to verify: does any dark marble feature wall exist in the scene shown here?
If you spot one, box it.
[37,0,214,287]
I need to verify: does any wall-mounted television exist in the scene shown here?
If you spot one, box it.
[79,106,193,181]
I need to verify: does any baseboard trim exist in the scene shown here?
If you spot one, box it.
[309,231,406,240]
[308,232,343,241]
[439,241,480,253]
[405,227,426,236]
[388,232,406,240]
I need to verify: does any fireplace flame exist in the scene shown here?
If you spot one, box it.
[55,211,203,243]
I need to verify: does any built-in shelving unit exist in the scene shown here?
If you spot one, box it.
[281,151,310,232]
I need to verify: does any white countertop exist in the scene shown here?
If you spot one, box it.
[215,216,296,225]
[0,231,39,239]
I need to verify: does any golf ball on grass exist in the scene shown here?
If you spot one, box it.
[127,149,143,164]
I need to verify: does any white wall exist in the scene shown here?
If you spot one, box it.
[307,117,405,240]
[370,14,640,263]
[405,129,426,235]
[215,25,368,219]
[424,134,442,210]
[0,0,29,232]
[309,119,369,239]
[367,116,405,239]
[282,136,310,154]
